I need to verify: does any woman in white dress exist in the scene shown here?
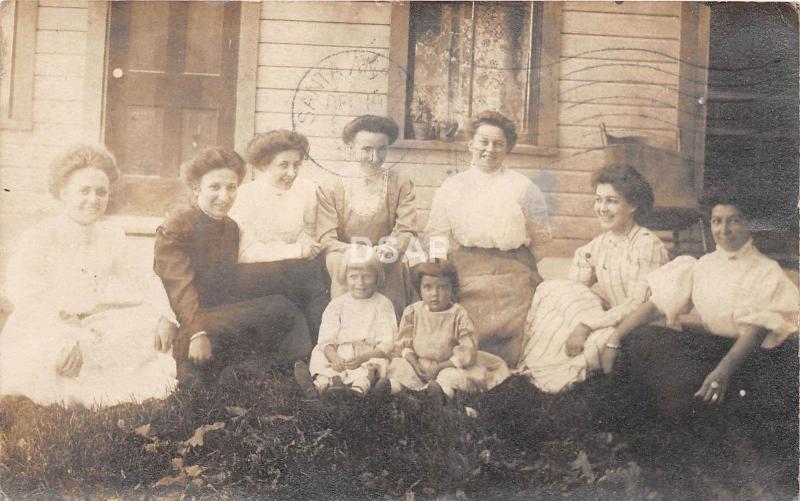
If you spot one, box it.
[517,164,668,392]
[229,129,329,340]
[600,194,798,428]
[0,145,177,407]
[424,110,552,367]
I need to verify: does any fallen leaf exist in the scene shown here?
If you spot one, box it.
[183,422,226,448]
[204,471,227,485]
[265,414,296,424]
[190,478,204,488]
[572,450,596,483]
[171,458,184,470]
[225,406,248,417]
[185,465,205,477]
[134,424,151,438]
[464,406,478,418]
[154,472,187,488]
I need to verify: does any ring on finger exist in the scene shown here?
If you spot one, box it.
[711,393,719,402]
[710,381,720,389]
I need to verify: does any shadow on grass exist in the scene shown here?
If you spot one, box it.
[0,373,795,500]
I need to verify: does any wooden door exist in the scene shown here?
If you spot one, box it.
[105,1,241,216]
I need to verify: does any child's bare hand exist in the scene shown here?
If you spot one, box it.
[331,356,346,372]
[344,356,364,370]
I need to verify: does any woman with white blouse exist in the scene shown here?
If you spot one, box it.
[517,165,668,392]
[0,145,177,407]
[600,194,798,427]
[229,130,329,339]
[424,111,552,367]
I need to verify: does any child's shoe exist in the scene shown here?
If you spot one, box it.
[293,361,318,400]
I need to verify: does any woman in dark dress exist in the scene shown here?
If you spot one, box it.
[600,194,798,454]
[154,148,312,386]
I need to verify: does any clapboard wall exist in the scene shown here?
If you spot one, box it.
[0,1,686,273]
[254,1,684,256]
[0,0,90,264]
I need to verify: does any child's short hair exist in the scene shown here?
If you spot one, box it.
[412,259,460,301]
[338,245,386,289]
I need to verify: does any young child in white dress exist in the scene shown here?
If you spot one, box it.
[295,247,396,396]
[389,260,510,399]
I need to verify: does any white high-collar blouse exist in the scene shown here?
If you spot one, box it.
[424,165,552,255]
[648,240,799,349]
[228,176,318,263]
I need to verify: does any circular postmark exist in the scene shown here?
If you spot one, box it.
[290,49,414,179]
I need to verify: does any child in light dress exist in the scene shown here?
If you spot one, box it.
[295,247,396,396]
[389,259,511,398]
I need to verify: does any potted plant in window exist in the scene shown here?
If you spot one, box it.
[410,97,433,140]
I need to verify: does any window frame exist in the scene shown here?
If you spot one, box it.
[387,1,561,152]
[1,0,37,131]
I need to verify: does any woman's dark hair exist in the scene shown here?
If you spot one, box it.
[699,189,760,220]
[341,115,399,145]
[465,110,518,152]
[412,259,460,302]
[179,148,246,188]
[49,144,120,198]
[591,164,654,222]
[246,129,309,169]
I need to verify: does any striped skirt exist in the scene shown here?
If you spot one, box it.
[517,279,614,393]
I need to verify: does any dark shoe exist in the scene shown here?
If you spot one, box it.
[293,361,318,400]
[371,377,391,397]
[426,381,445,404]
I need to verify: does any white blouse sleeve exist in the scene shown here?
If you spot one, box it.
[316,297,344,349]
[567,240,596,287]
[522,182,553,256]
[647,255,697,326]
[422,181,453,259]
[4,225,53,311]
[373,295,399,356]
[734,262,799,348]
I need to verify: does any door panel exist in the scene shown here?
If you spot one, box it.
[105,1,240,216]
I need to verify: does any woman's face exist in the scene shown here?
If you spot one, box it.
[346,267,378,299]
[352,130,389,173]
[594,183,636,234]
[468,123,508,173]
[261,149,303,190]
[710,204,751,252]
[193,168,239,219]
[60,167,110,226]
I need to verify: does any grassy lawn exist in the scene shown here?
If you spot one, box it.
[0,372,795,500]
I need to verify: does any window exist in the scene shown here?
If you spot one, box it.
[0,0,36,130]
[389,2,561,147]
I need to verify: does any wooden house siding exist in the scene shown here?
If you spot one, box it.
[0,1,688,274]
[252,1,684,256]
[0,1,90,267]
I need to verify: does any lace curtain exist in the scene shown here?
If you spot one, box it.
[409,2,535,138]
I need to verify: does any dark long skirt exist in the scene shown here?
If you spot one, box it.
[237,256,330,342]
[174,295,313,384]
[448,246,542,367]
[613,325,798,442]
